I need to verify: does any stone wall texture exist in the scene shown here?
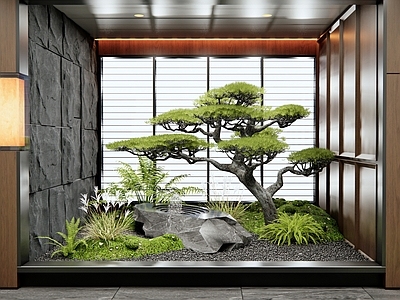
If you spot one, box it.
[28,5,98,259]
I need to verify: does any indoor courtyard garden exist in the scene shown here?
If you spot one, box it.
[34,80,370,264]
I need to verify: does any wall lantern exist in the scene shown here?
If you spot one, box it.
[0,73,28,148]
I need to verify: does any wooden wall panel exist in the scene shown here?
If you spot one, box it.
[342,163,356,244]
[318,39,329,210]
[318,168,328,211]
[386,0,400,73]
[329,28,341,154]
[385,74,400,287]
[317,5,382,271]
[359,5,377,159]
[359,166,376,260]
[318,39,328,149]
[98,39,317,56]
[0,152,18,287]
[329,161,341,224]
[0,0,18,72]
[342,13,357,157]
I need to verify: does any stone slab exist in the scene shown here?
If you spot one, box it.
[134,203,252,253]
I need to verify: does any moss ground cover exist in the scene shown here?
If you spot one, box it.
[71,234,184,261]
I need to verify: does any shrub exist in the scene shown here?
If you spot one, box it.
[273,198,287,208]
[277,203,297,215]
[38,217,87,258]
[257,213,325,245]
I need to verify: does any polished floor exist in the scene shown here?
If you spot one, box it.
[1,287,400,299]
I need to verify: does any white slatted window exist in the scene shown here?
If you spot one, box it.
[101,56,315,202]
[263,57,315,201]
[102,57,154,186]
[155,57,207,202]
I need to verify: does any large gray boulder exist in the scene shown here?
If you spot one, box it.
[134,203,252,253]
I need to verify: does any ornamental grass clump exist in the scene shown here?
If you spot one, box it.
[205,176,249,222]
[257,213,325,245]
[79,187,135,242]
[206,200,249,222]
[82,210,134,241]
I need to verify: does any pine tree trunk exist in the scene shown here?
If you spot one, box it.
[237,173,277,224]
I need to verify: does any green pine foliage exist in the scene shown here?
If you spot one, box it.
[150,108,201,126]
[194,104,271,122]
[218,130,288,158]
[38,217,87,258]
[194,82,264,106]
[288,147,335,165]
[107,134,209,157]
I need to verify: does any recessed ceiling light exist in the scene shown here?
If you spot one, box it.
[134,13,144,18]
[263,14,272,18]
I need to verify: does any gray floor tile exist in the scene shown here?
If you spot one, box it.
[0,287,118,300]
[113,287,243,300]
[241,287,373,300]
[363,287,400,299]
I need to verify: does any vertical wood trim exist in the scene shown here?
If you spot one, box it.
[385,74,400,287]
[0,0,18,72]
[386,0,400,73]
[385,0,400,288]
[342,12,357,157]
[329,27,340,153]
[0,152,18,288]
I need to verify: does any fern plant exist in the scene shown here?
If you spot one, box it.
[257,213,325,245]
[38,217,87,257]
[107,157,202,204]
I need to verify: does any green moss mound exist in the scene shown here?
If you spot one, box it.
[71,234,184,261]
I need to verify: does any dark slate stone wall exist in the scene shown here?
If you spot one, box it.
[28,5,98,259]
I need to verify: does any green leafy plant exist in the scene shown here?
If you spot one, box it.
[82,210,134,242]
[256,213,325,245]
[106,157,202,204]
[37,217,87,257]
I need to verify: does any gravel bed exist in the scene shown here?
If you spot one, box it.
[35,235,370,262]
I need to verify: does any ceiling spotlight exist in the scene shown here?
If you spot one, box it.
[262,14,272,18]
[134,13,144,18]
